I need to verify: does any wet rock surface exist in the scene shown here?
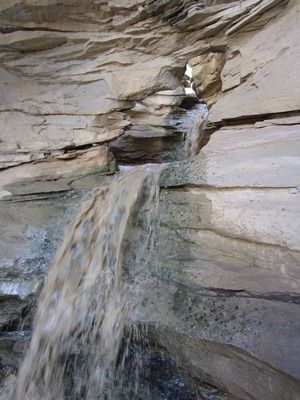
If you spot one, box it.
[134,280,300,400]
[0,189,94,397]
[109,89,189,164]
[121,338,232,400]
[138,115,300,398]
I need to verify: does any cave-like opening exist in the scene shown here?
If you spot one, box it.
[108,55,225,166]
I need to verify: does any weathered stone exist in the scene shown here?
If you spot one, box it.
[0,0,288,179]
[160,123,300,188]
[189,52,226,105]
[109,89,195,164]
[0,188,93,364]
[0,279,42,301]
[0,373,16,400]
[0,332,30,400]
[209,0,300,122]
[0,190,89,270]
[0,298,29,330]
[220,48,241,91]
[156,191,300,290]
[135,282,300,400]
[144,116,300,398]
[0,147,116,196]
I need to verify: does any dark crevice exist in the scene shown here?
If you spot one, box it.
[0,302,34,333]
[110,135,185,166]
[217,109,300,128]
[118,328,231,400]
[0,142,116,173]
[173,282,300,304]
[1,188,82,203]
[162,183,300,191]
[0,26,80,34]
[178,96,201,109]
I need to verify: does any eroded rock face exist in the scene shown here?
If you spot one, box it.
[109,88,189,164]
[209,0,300,123]
[0,1,300,399]
[129,117,300,399]
[0,189,99,393]
[0,0,289,193]
[189,52,226,106]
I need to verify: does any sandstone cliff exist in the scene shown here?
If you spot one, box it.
[0,1,299,399]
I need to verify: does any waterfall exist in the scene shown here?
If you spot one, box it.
[14,165,162,400]
[185,103,208,158]
[13,91,207,399]
[182,61,208,158]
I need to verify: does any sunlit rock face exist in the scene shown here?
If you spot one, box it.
[208,1,300,124]
[0,0,289,194]
[189,52,226,106]
[1,1,300,399]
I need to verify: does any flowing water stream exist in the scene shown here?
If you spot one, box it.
[185,103,208,158]
[13,103,207,399]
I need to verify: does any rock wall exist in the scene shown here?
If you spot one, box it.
[0,0,289,195]
[0,1,300,399]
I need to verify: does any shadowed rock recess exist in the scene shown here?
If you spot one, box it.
[0,0,300,399]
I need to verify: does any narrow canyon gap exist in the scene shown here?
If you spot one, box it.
[0,1,300,400]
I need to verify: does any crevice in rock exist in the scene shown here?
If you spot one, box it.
[0,298,34,333]
[215,109,300,128]
[0,27,77,34]
[108,60,213,166]
[164,184,300,191]
[172,283,300,305]
[0,189,79,203]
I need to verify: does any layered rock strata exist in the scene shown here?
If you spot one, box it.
[109,88,190,164]
[0,0,300,399]
[0,0,290,194]
[150,122,300,399]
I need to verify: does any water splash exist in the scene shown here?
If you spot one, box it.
[14,166,162,400]
[185,103,208,158]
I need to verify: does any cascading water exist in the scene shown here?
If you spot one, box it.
[185,104,208,158]
[13,94,207,399]
[13,166,162,400]
[183,62,208,158]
